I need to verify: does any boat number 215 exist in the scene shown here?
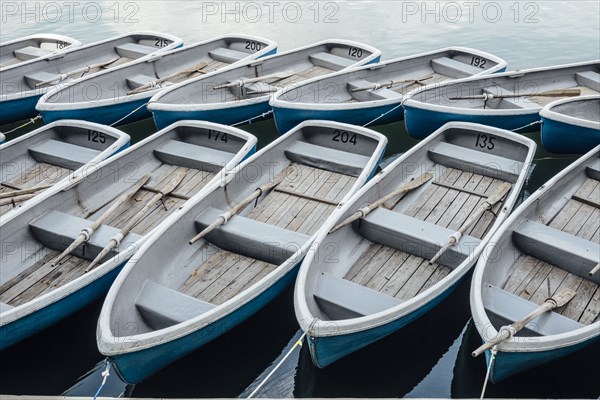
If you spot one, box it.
[475,134,496,150]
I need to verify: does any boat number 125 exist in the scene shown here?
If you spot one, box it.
[88,130,106,143]
[332,130,357,145]
[475,134,496,150]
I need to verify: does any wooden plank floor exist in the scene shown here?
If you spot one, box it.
[1,163,215,307]
[344,167,508,301]
[179,163,358,304]
[503,177,600,324]
[1,162,72,215]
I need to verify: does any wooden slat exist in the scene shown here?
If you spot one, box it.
[195,254,256,303]
[345,243,383,281]
[367,250,412,293]
[348,245,397,286]
[179,250,239,298]
[209,259,276,305]
[579,286,600,324]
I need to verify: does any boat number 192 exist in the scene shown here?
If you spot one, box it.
[208,130,228,143]
[348,47,363,58]
[245,41,262,51]
[475,134,495,150]
[88,130,106,143]
[332,130,357,145]
[470,56,487,69]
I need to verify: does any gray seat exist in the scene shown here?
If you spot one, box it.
[587,158,600,181]
[154,139,235,173]
[29,139,101,169]
[115,42,157,59]
[428,141,523,183]
[29,210,142,262]
[575,71,600,92]
[208,47,249,64]
[431,57,483,78]
[24,70,60,88]
[284,140,370,177]
[135,280,215,330]
[14,46,51,61]
[309,52,355,70]
[314,272,401,320]
[359,208,481,269]
[483,283,584,336]
[0,302,14,313]
[126,73,156,90]
[194,207,310,265]
[483,87,539,110]
[512,219,600,283]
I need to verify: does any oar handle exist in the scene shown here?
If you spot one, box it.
[34,57,119,87]
[589,263,600,276]
[127,62,208,95]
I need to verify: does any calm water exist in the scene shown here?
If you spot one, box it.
[1,1,599,398]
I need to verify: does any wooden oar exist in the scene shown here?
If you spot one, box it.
[472,288,577,357]
[34,57,120,87]
[589,263,600,276]
[449,88,581,101]
[213,70,296,89]
[51,174,151,267]
[351,74,434,93]
[0,193,37,206]
[85,170,186,273]
[329,173,433,233]
[127,61,209,95]
[0,184,53,200]
[429,182,512,265]
[189,170,289,245]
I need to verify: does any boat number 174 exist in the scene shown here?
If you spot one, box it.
[475,134,496,150]
[208,130,228,143]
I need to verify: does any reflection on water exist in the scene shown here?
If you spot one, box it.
[1,1,599,398]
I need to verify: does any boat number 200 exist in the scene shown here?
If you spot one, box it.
[88,130,106,143]
[475,134,496,150]
[332,130,357,145]
[245,41,262,51]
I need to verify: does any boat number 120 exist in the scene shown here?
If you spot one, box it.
[348,47,363,58]
[88,130,106,143]
[475,134,496,150]
[208,130,228,143]
[332,130,357,145]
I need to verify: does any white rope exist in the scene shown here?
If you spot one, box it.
[479,345,498,399]
[231,110,273,127]
[247,331,307,398]
[3,115,42,135]
[511,120,542,132]
[362,101,405,127]
[110,102,149,127]
[92,359,111,400]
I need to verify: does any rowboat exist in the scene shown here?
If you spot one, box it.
[294,122,536,368]
[36,35,277,126]
[0,120,130,218]
[147,40,382,129]
[0,132,5,144]
[0,120,257,350]
[0,31,182,125]
[96,120,387,383]
[270,47,507,133]
[403,60,600,139]
[540,95,600,154]
[470,146,600,383]
[1,33,81,69]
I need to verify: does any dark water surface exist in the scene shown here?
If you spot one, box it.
[1,1,599,398]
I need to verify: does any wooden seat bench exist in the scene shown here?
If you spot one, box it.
[284,140,370,177]
[208,47,249,64]
[14,46,51,61]
[431,56,483,78]
[309,52,355,70]
[115,42,157,59]
[575,71,600,92]
[154,139,236,173]
[29,139,101,169]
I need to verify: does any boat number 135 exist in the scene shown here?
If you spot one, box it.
[475,134,496,150]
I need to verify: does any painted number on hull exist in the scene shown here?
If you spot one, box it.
[476,134,496,150]
[348,47,363,58]
[245,41,262,51]
[56,40,68,49]
[155,38,169,47]
[470,56,487,69]
[332,130,357,145]
[88,130,106,143]
[208,130,228,143]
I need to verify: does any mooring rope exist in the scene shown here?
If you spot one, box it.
[479,345,498,399]
[511,120,542,132]
[363,101,405,127]
[110,102,150,127]
[92,358,111,400]
[3,114,42,135]
[231,110,274,127]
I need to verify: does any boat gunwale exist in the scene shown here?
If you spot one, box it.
[539,95,600,131]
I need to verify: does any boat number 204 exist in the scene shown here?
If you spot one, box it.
[88,130,106,143]
[332,130,357,145]
[475,134,496,150]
